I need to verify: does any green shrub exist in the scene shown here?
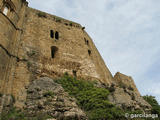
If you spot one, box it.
[55,74,125,120]
[143,95,160,116]
[1,107,26,120]
[37,12,47,18]
[1,107,52,120]
[69,22,73,26]
[55,17,61,22]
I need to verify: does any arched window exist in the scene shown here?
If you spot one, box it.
[51,46,58,58]
[50,30,54,38]
[2,1,16,16]
[3,6,9,15]
[55,31,59,40]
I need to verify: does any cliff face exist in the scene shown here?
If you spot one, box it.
[0,0,152,119]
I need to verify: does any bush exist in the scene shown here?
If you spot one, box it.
[37,12,47,18]
[69,22,73,26]
[1,107,26,120]
[1,107,52,120]
[143,95,160,115]
[55,17,61,22]
[55,74,125,120]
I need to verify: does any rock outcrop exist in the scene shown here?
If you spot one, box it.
[24,77,87,120]
[108,72,151,111]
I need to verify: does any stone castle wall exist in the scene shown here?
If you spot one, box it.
[0,0,27,95]
[0,1,114,107]
[0,0,151,111]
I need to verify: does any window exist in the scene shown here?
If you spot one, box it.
[86,40,89,45]
[84,38,89,45]
[50,30,54,38]
[51,46,58,58]
[55,31,59,39]
[88,50,91,56]
[3,6,9,15]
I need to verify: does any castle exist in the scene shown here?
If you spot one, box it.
[0,0,151,112]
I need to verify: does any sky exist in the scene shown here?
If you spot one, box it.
[27,0,160,103]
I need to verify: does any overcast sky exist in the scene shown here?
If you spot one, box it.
[27,0,160,103]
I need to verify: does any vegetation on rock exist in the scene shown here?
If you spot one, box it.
[37,12,47,18]
[1,107,52,120]
[143,95,160,116]
[1,76,160,120]
[55,74,125,120]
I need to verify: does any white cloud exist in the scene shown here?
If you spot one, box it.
[27,0,160,103]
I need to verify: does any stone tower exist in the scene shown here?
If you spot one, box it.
[0,0,114,106]
[0,0,28,95]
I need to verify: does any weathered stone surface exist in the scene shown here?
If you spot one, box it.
[108,72,151,111]
[24,77,87,120]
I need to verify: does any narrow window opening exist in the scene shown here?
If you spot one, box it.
[51,46,58,58]
[88,50,91,56]
[3,6,9,15]
[84,38,87,43]
[55,31,59,39]
[84,38,89,45]
[86,40,89,45]
[72,70,77,77]
[50,30,54,38]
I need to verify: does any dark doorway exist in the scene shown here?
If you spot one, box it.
[50,30,54,38]
[51,46,58,58]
